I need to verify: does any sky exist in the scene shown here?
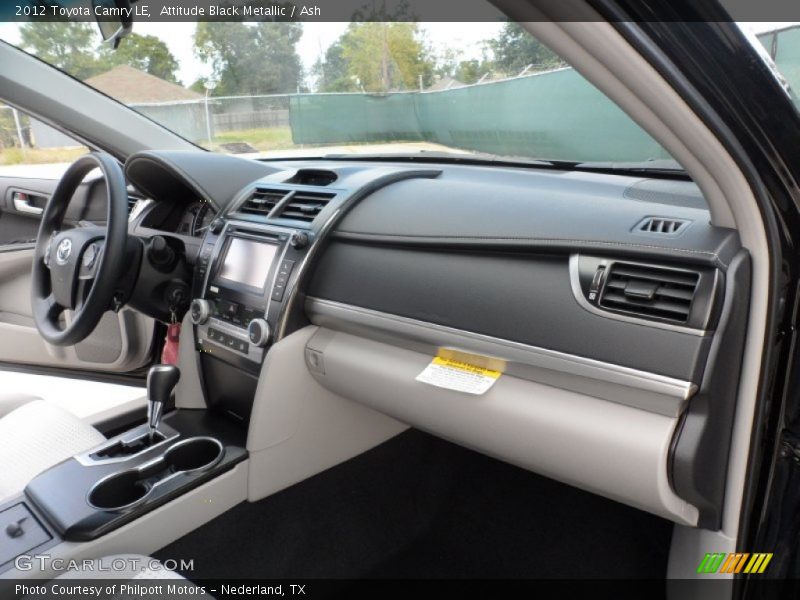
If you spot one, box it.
[0,21,504,89]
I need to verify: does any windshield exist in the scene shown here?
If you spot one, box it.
[0,20,681,168]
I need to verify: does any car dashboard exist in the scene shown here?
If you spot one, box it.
[123,150,749,531]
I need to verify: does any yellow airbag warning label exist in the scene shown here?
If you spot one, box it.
[415,356,502,395]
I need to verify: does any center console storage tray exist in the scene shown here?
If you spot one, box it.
[24,411,247,542]
[88,437,224,511]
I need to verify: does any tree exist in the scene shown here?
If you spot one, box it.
[194,22,303,95]
[100,34,180,83]
[313,43,352,92]
[489,22,566,77]
[435,45,494,85]
[189,78,209,94]
[316,23,435,93]
[19,23,181,84]
[454,59,492,85]
[19,22,103,80]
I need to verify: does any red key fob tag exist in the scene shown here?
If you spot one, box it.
[161,323,181,365]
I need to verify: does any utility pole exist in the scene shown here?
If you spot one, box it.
[204,79,217,150]
[381,22,390,92]
[12,108,26,154]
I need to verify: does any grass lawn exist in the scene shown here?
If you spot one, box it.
[0,146,87,166]
[0,127,294,165]
[211,126,294,152]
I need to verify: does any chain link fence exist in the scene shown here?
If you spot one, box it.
[210,95,291,132]
[121,95,292,152]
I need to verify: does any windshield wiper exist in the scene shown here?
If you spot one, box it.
[320,151,579,169]
[281,152,689,179]
[569,160,689,179]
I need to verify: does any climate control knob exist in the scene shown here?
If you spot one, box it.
[248,318,271,348]
[290,231,309,249]
[190,299,211,325]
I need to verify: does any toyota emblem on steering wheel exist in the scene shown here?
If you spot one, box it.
[55,238,72,265]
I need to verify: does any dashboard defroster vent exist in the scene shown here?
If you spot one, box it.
[238,188,288,217]
[599,263,699,324]
[277,191,335,223]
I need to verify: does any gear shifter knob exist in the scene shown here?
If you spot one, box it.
[147,364,180,440]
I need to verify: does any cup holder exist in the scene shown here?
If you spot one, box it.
[88,437,224,512]
[164,437,224,473]
[88,471,151,511]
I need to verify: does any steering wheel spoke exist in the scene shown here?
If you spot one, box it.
[78,241,104,280]
[41,293,63,322]
[74,277,94,313]
[42,230,59,269]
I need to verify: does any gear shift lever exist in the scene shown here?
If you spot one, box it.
[147,364,180,442]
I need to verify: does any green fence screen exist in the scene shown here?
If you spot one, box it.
[290,27,800,162]
[289,68,673,162]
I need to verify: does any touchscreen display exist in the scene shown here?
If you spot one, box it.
[217,238,278,290]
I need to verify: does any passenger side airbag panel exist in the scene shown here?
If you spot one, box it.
[306,327,699,525]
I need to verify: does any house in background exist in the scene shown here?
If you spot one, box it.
[30,65,209,147]
[85,65,208,143]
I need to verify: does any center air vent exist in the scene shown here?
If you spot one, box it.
[599,262,700,323]
[635,216,690,235]
[238,188,288,217]
[277,191,335,223]
[127,196,139,214]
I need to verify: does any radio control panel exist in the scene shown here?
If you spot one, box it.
[190,220,308,372]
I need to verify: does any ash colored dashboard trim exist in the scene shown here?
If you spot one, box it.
[568,254,710,337]
[306,297,697,417]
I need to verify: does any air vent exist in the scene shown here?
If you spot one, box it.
[599,263,699,323]
[635,216,690,235]
[277,191,335,223]
[127,196,139,214]
[238,188,288,217]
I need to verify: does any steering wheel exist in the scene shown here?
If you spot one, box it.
[31,152,129,346]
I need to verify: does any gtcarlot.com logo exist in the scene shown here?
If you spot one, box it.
[14,554,194,573]
[697,552,773,574]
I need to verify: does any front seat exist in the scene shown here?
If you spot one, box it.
[0,398,105,501]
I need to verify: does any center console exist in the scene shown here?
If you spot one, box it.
[0,365,248,562]
[189,217,313,422]
[23,411,246,542]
